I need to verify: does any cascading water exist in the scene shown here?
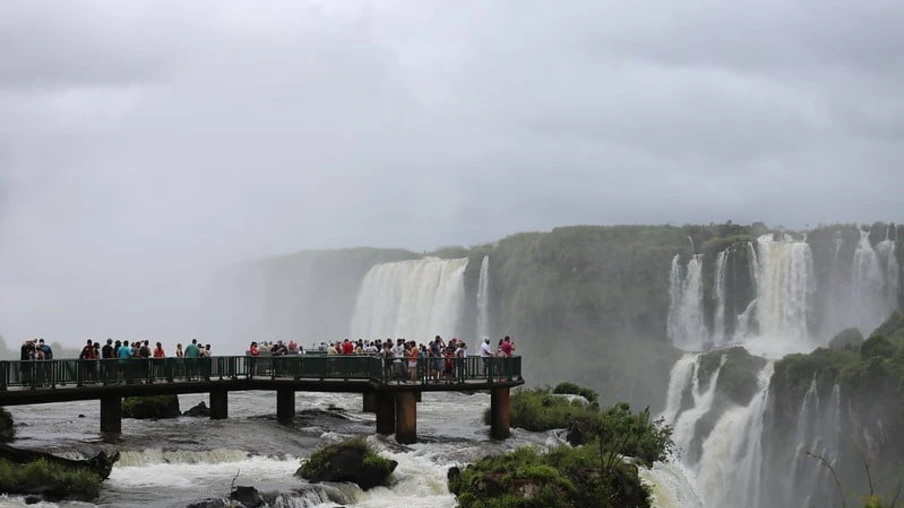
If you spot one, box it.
[668,254,708,351]
[660,354,698,425]
[349,257,468,340]
[672,356,726,459]
[752,234,816,354]
[853,229,886,332]
[695,362,774,508]
[712,249,729,347]
[475,256,490,340]
[876,229,899,317]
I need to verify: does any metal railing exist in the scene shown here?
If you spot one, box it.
[0,355,522,390]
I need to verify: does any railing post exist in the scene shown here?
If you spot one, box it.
[0,361,7,391]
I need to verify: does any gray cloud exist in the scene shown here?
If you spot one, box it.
[1,0,902,346]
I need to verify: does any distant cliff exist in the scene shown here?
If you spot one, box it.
[206,222,903,411]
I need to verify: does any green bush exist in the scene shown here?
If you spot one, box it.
[451,405,668,508]
[297,437,396,490]
[552,382,599,405]
[483,387,601,432]
[449,444,651,508]
[861,334,895,361]
[0,458,102,500]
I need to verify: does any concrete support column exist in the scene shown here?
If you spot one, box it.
[277,388,295,422]
[100,395,121,434]
[490,387,511,439]
[395,391,417,445]
[414,391,422,403]
[363,392,377,413]
[375,391,396,435]
[210,388,229,420]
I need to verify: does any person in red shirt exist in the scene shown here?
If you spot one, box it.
[342,340,354,355]
[501,336,513,357]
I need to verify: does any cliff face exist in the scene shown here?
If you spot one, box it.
[760,311,904,507]
[209,222,902,412]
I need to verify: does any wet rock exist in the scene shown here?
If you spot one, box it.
[0,408,13,443]
[23,496,41,505]
[0,443,120,480]
[122,395,181,419]
[229,486,264,508]
[183,401,211,418]
[566,424,585,446]
[297,439,397,491]
[186,499,228,508]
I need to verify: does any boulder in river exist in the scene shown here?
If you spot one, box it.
[0,443,120,500]
[183,401,211,418]
[122,395,181,419]
[296,438,397,491]
[229,486,264,508]
[0,408,13,443]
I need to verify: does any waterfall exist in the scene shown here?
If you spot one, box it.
[753,234,816,349]
[712,249,729,347]
[349,257,468,340]
[475,256,490,340]
[876,230,899,317]
[852,229,887,332]
[734,299,757,341]
[668,254,708,351]
[696,362,774,508]
[660,354,699,425]
[640,460,705,508]
[673,355,726,458]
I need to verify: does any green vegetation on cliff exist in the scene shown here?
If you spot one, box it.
[768,311,904,505]
[454,391,671,508]
[0,458,102,500]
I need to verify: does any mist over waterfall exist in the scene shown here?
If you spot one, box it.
[752,234,816,351]
[476,255,490,339]
[668,254,707,351]
[349,257,468,340]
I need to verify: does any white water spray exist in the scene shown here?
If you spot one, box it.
[696,362,773,508]
[350,257,468,340]
[712,249,729,347]
[660,354,698,425]
[672,355,726,457]
[668,254,708,351]
[476,256,490,340]
[752,234,816,353]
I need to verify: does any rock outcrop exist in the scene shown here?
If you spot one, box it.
[122,395,181,419]
[296,438,397,491]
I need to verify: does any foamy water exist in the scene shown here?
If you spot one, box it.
[2,389,694,508]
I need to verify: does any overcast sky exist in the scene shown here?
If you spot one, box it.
[1,0,902,345]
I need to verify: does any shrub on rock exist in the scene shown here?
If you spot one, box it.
[297,438,396,491]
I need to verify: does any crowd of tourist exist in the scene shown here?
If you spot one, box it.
[14,335,518,384]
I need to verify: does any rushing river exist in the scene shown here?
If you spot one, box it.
[1,390,700,508]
